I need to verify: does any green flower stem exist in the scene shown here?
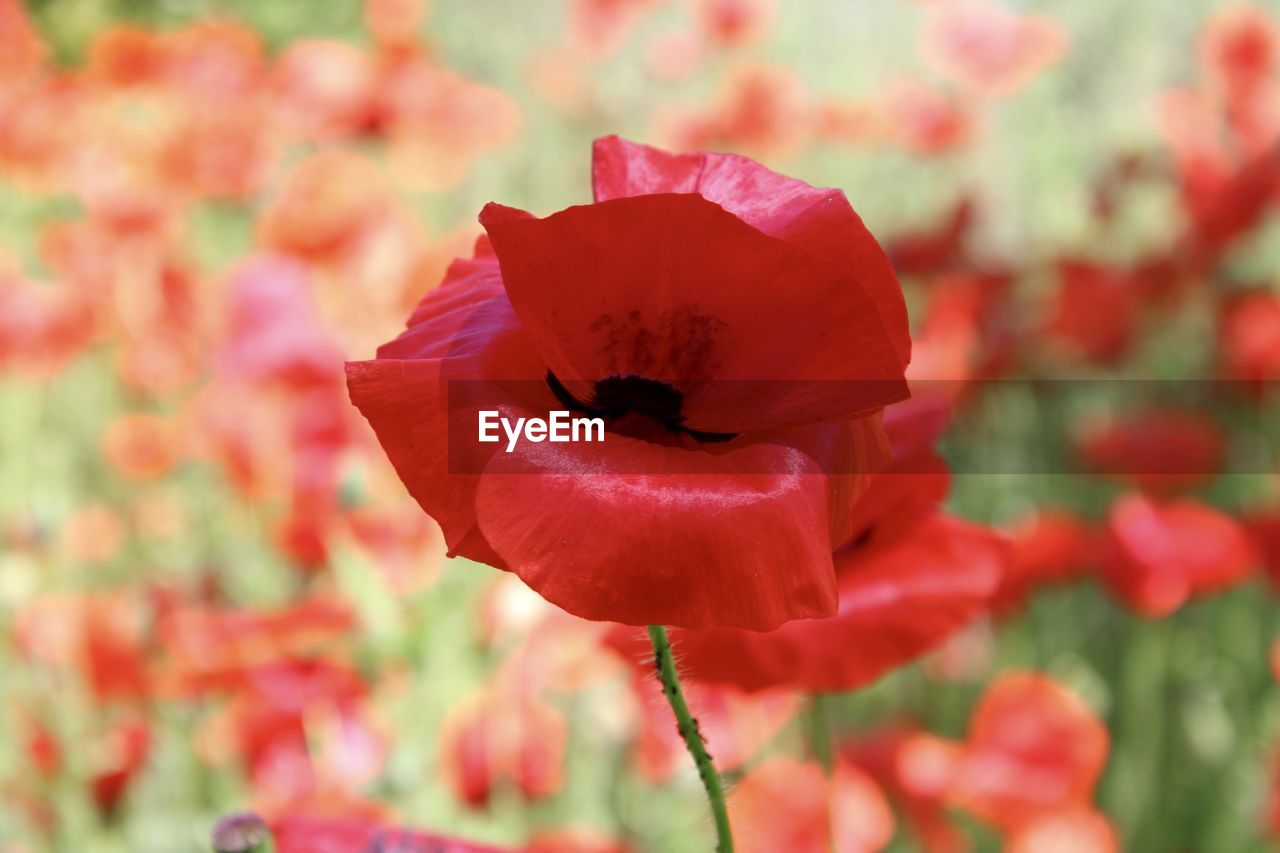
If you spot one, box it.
[805,693,834,773]
[647,625,735,852]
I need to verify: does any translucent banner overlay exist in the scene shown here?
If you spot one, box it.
[442,379,1279,476]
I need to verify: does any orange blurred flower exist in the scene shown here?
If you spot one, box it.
[103,413,182,481]
[949,673,1109,834]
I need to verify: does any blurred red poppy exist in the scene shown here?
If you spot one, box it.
[948,673,1109,833]
[655,65,812,157]
[921,0,1068,97]
[1043,260,1140,365]
[12,592,152,704]
[695,0,775,47]
[994,509,1097,614]
[0,0,46,81]
[365,0,428,52]
[879,77,972,155]
[1102,492,1260,617]
[728,756,895,853]
[218,255,344,390]
[439,687,567,808]
[884,198,976,278]
[257,152,393,265]
[907,269,1014,391]
[157,598,356,695]
[1074,407,1226,492]
[1219,290,1280,390]
[348,136,910,630]
[843,726,966,853]
[1006,806,1119,853]
[1200,5,1278,104]
[567,0,661,58]
[272,40,380,139]
[103,412,182,481]
[377,58,521,192]
[0,273,95,376]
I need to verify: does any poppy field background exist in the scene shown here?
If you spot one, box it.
[2,0,1280,850]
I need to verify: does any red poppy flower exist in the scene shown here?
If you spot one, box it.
[994,509,1097,614]
[843,726,966,853]
[728,756,894,853]
[0,0,46,81]
[1101,492,1259,617]
[256,152,393,265]
[1042,260,1140,365]
[1006,806,1119,853]
[156,598,355,695]
[365,0,428,52]
[103,412,182,481]
[0,273,95,376]
[907,269,1014,391]
[439,687,567,808]
[89,717,153,816]
[156,21,265,98]
[12,592,151,704]
[1074,407,1226,492]
[884,198,976,278]
[921,0,1068,97]
[1200,5,1278,103]
[1219,290,1280,390]
[567,0,661,57]
[23,713,152,818]
[948,673,1109,833]
[347,136,910,630]
[88,26,166,86]
[655,65,812,157]
[879,77,972,156]
[377,59,521,192]
[218,255,344,390]
[695,0,775,47]
[271,40,379,139]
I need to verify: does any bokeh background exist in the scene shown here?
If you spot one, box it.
[2,0,1279,850]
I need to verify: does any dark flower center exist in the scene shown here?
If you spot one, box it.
[546,371,737,444]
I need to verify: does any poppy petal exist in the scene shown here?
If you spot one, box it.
[670,514,1006,691]
[480,193,907,434]
[473,425,845,630]
[592,135,910,369]
[346,244,548,564]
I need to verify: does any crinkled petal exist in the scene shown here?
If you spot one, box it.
[669,515,1005,691]
[480,193,907,434]
[474,424,846,631]
[592,135,910,368]
[346,242,548,564]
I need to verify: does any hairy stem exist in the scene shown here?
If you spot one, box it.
[647,625,735,852]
